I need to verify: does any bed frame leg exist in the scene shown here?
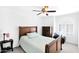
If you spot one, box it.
[45,44,49,53]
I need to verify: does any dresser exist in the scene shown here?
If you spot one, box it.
[42,26,53,37]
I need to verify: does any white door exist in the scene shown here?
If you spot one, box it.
[58,23,78,45]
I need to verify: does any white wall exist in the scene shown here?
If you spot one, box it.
[55,12,79,45]
[40,16,54,26]
[77,13,79,47]
[0,6,43,47]
[0,6,55,48]
[0,6,79,48]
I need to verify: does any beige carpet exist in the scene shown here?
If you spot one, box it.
[4,43,79,53]
[6,47,24,53]
[61,43,79,53]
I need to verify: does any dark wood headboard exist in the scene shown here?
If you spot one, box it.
[19,26,37,39]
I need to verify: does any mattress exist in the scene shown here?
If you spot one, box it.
[19,35,55,53]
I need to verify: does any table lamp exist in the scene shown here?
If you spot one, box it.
[3,33,9,40]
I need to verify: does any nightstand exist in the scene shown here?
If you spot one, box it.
[0,39,13,53]
[61,36,66,44]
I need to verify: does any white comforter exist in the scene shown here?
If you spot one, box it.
[19,35,55,53]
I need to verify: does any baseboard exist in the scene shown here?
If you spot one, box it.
[66,42,78,46]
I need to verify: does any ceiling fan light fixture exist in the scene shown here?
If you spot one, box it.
[46,13,48,16]
[44,6,48,12]
[33,6,56,16]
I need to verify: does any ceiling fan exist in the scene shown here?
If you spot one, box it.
[33,6,56,16]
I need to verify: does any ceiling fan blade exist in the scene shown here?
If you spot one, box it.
[37,13,42,15]
[47,10,56,12]
[33,10,41,12]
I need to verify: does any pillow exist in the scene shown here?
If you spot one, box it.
[53,33,59,39]
[27,32,40,38]
[20,36,29,40]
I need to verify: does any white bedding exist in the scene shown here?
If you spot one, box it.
[19,33,55,53]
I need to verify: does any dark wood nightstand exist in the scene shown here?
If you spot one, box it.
[0,39,13,53]
[61,36,66,44]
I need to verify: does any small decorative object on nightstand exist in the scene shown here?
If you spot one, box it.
[3,33,9,40]
[0,39,13,53]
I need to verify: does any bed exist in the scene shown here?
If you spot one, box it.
[19,26,62,53]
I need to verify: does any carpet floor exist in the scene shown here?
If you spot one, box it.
[3,43,79,53]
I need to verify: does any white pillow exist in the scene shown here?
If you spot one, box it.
[20,36,29,40]
[27,32,40,38]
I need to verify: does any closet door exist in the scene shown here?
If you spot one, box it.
[59,24,66,36]
[66,24,74,43]
[58,24,77,45]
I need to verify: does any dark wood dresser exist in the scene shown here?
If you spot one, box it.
[42,26,53,37]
